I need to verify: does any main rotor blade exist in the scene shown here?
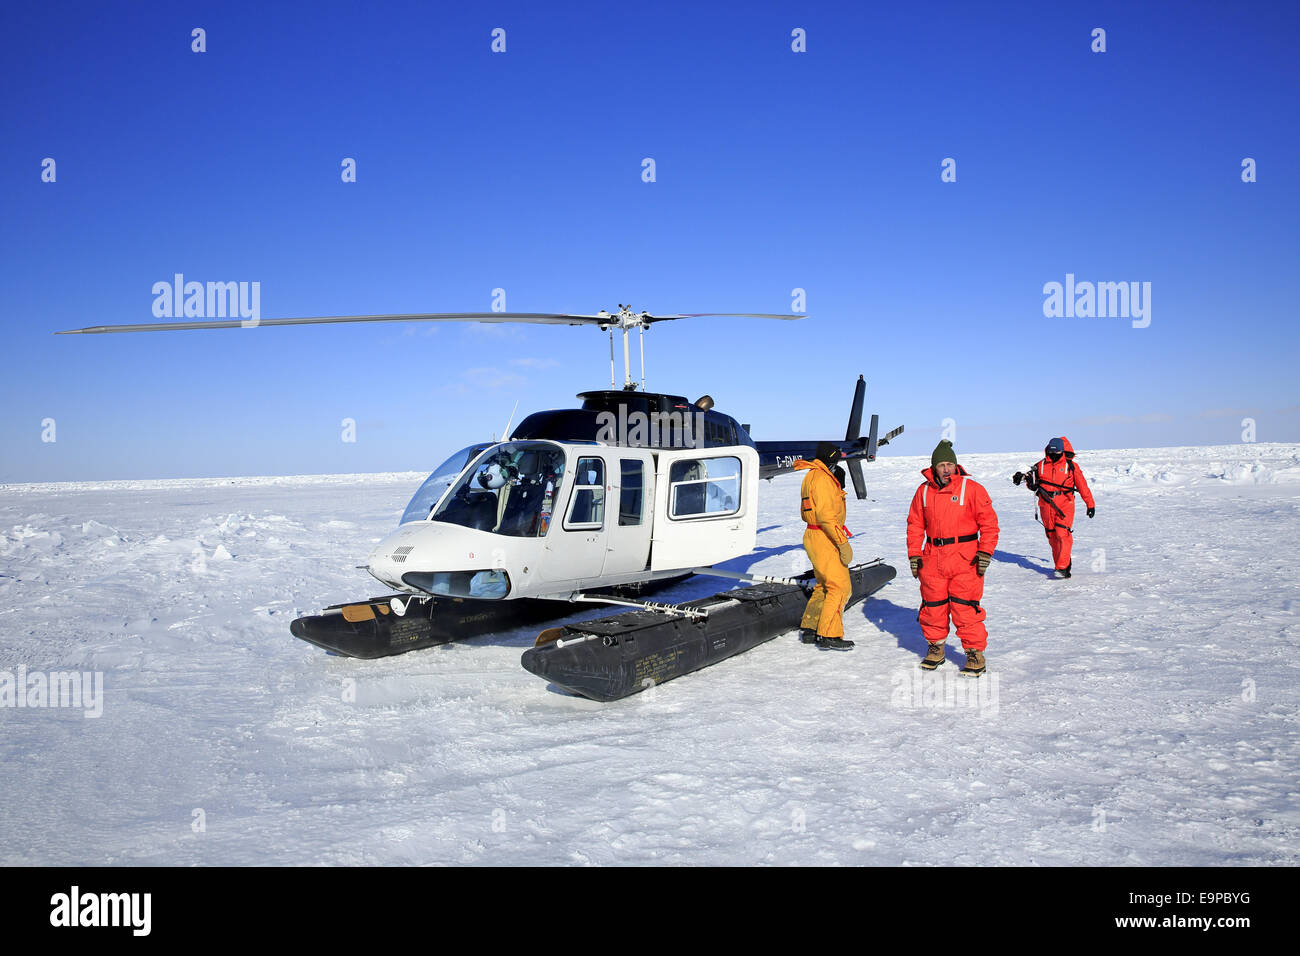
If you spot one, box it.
[643,312,805,324]
[54,312,611,335]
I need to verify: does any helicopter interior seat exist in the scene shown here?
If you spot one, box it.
[673,461,706,515]
[497,451,543,535]
[677,484,705,516]
[458,491,500,532]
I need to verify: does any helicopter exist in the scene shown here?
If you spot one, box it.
[58,304,903,655]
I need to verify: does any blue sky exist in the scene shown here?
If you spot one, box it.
[3,0,1297,481]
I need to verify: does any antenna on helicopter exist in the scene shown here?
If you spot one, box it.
[501,399,520,442]
[56,305,804,390]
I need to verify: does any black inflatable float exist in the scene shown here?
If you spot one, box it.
[520,561,896,701]
[290,576,692,659]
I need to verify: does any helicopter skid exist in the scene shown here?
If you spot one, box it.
[520,560,897,701]
[290,576,694,659]
[289,594,567,659]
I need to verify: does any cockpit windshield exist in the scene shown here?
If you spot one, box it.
[399,443,493,525]
[431,441,566,537]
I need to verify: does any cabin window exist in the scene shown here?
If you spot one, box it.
[669,456,741,518]
[565,457,606,529]
[619,459,643,526]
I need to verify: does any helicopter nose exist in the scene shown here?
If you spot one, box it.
[365,533,418,588]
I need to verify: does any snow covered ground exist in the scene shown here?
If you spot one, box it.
[2,443,1298,865]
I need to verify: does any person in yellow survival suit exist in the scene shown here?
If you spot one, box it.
[795,442,855,650]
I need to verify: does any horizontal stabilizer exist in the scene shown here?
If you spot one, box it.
[753,376,900,488]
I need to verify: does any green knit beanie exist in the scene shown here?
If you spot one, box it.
[931,439,958,468]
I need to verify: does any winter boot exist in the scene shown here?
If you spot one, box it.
[798,628,819,644]
[1057,562,1072,578]
[960,648,986,676]
[816,636,855,651]
[920,641,946,670]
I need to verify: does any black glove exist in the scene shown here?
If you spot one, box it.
[1012,472,1024,486]
[972,552,991,577]
[909,556,922,578]
[1087,506,1095,518]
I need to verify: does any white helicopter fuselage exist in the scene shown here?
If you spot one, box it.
[366,440,759,601]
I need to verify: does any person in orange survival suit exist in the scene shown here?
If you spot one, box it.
[795,442,855,651]
[907,440,1000,675]
[1013,436,1095,578]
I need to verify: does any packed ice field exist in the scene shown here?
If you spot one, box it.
[1,442,1297,865]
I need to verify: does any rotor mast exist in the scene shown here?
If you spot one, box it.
[595,305,651,391]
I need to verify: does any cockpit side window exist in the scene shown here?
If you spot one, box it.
[564,457,606,530]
